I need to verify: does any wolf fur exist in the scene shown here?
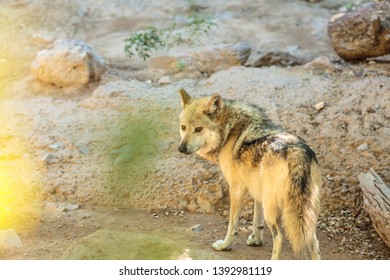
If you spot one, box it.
[178,88,322,260]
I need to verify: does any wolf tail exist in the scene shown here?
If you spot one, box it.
[282,145,322,259]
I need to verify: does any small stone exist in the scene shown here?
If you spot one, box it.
[62,203,80,211]
[239,227,250,233]
[45,202,80,213]
[326,174,334,181]
[357,143,369,152]
[314,102,325,111]
[304,56,335,72]
[41,153,55,166]
[79,146,89,155]
[191,224,203,232]
[49,142,64,150]
[0,229,23,249]
[319,223,327,229]
[158,76,171,85]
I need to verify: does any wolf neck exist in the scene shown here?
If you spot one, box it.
[217,100,280,160]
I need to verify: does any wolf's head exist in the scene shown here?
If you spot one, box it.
[177,88,224,156]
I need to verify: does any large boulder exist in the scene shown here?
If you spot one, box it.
[31,39,106,87]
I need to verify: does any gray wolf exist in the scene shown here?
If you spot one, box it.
[177,88,322,260]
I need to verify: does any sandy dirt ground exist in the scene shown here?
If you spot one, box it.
[0,0,389,260]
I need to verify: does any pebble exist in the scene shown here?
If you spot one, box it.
[357,143,369,152]
[314,101,325,111]
[79,146,89,155]
[49,142,64,150]
[191,224,203,232]
[0,229,23,249]
[40,153,55,166]
[319,222,327,229]
[303,56,335,72]
[158,76,171,85]
[45,202,80,213]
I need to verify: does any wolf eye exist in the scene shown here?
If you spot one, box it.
[181,125,186,131]
[194,127,203,133]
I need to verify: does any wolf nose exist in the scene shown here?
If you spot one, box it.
[178,144,188,154]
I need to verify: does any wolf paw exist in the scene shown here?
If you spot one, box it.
[246,235,263,246]
[212,240,232,251]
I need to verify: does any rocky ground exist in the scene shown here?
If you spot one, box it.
[0,0,389,260]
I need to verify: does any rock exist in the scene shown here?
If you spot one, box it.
[49,142,64,150]
[0,229,23,249]
[191,43,251,76]
[328,2,390,60]
[45,202,80,214]
[31,39,106,87]
[251,51,305,67]
[191,224,203,232]
[149,56,184,74]
[303,56,335,71]
[314,101,325,111]
[40,153,55,166]
[357,143,369,152]
[196,184,224,213]
[158,76,171,85]
[149,43,251,76]
[79,146,89,155]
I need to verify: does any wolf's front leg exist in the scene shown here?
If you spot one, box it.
[247,200,264,246]
[212,185,246,251]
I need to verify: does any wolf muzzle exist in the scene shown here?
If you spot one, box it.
[178,143,192,155]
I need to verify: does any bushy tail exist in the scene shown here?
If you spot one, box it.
[283,148,322,259]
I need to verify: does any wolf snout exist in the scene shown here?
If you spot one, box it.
[178,143,191,155]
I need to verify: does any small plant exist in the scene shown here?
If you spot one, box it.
[124,15,217,60]
[343,3,355,12]
[124,26,166,61]
[176,59,186,72]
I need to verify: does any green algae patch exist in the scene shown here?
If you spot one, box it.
[61,229,223,260]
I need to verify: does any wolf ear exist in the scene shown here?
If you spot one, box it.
[204,95,223,116]
[179,88,192,109]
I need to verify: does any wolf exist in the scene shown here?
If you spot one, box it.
[177,88,322,260]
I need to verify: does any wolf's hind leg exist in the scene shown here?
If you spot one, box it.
[247,200,264,246]
[268,223,283,260]
[311,234,321,260]
[264,206,283,260]
[212,185,246,251]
